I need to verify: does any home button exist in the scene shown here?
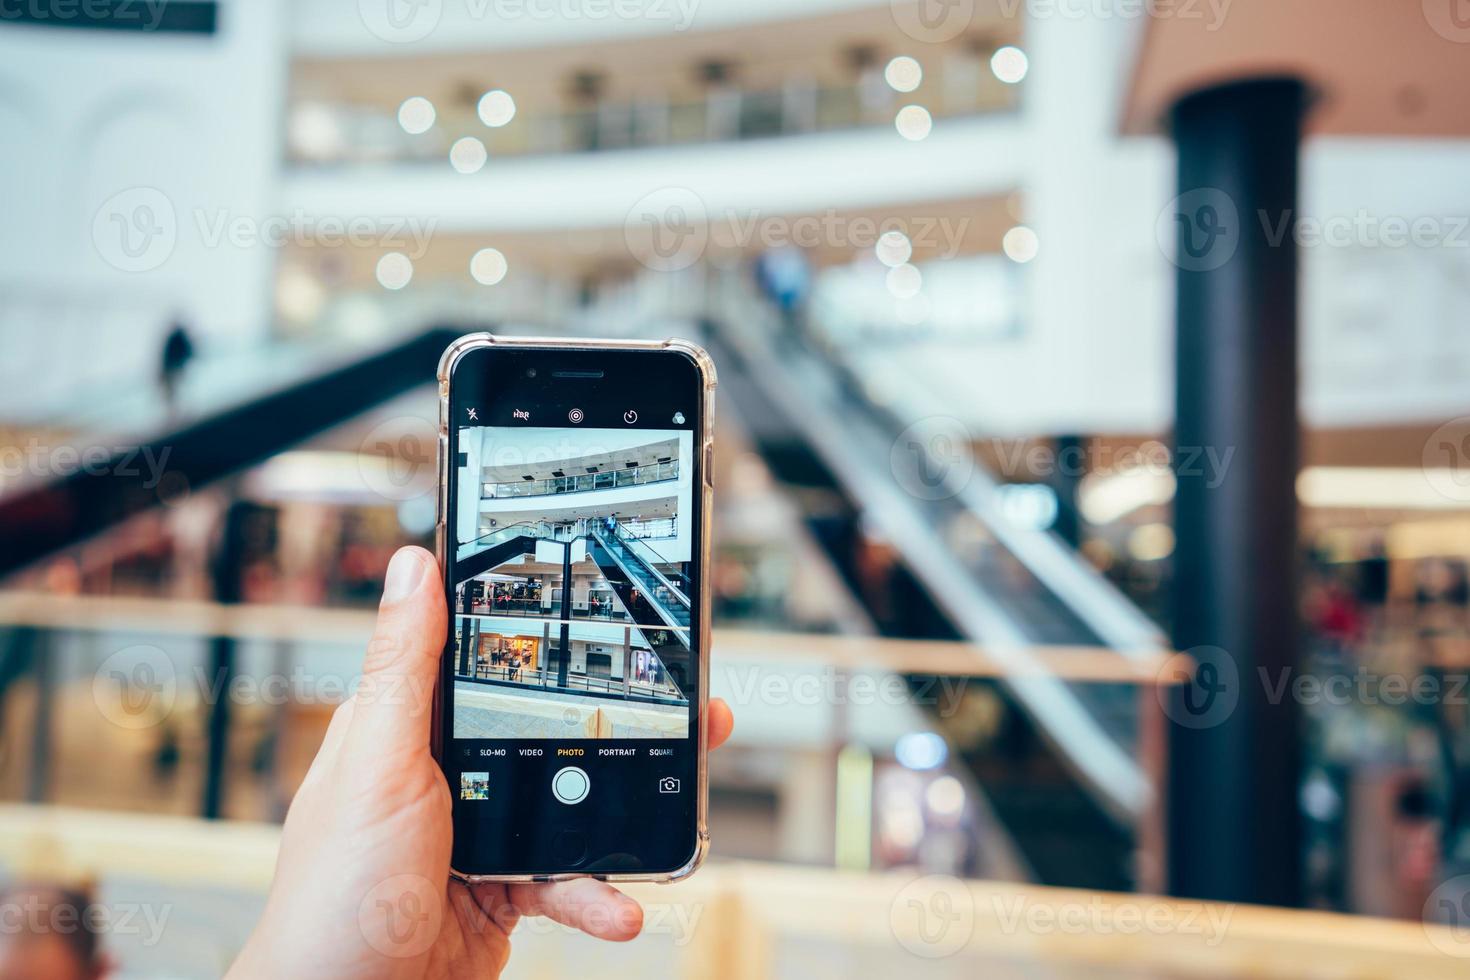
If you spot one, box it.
[552,766,590,805]
[552,829,588,868]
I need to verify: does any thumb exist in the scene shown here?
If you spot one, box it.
[351,546,446,752]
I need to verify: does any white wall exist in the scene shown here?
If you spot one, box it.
[0,2,290,417]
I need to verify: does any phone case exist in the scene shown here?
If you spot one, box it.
[432,332,717,885]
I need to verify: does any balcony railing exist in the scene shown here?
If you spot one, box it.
[483,459,678,500]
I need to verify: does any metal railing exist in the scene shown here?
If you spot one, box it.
[482,459,678,500]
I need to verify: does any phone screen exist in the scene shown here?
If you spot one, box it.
[440,345,707,877]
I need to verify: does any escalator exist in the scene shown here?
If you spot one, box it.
[585,526,692,693]
[588,524,692,631]
[691,291,1169,890]
[0,326,465,815]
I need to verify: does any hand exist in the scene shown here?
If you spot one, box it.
[229,546,735,979]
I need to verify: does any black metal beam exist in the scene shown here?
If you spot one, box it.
[1167,78,1306,906]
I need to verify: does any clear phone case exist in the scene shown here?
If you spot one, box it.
[432,332,717,884]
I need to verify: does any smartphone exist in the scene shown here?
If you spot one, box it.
[433,333,715,881]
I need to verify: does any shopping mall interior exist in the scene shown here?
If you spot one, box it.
[3,0,1470,976]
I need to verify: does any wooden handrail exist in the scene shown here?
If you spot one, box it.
[0,592,1179,684]
[0,805,1459,978]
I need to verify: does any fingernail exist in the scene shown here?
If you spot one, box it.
[382,549,424,606]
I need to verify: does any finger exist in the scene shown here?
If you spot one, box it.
[296,698,356,790]
[707,697,734,751]
[507,879,644,942]
[351,546,446,753]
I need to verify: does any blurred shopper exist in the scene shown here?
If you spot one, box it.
[157,319,195,416]
[0,884,108,980]
[227,547,734,979]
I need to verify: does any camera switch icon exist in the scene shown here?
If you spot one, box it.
[658,777,681,794]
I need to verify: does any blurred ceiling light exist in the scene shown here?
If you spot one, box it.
[991,45,1029,84]
[925,775,965,817]
[894,104,932,141]
[375,252,414,291]
[450,136,488,174]
[275,267,326,324]
[895,731,947,771]
[875,229,913,268]
[398,495,437,536]
[895,292,930,326]
[289,103,343,159]
[1079,468,1175,524]
[470,247,509,286]
[884,56,923,93]
[477,89,516,128]
[1002,225,1039,263]
[997,483,1058,531]
[1127,523,1176,562]
[1298,467,1470,511]
[885,262,922,298]
[397,96,436,135]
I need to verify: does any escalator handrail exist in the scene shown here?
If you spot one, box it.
[0,326,465,581]
[607,523,691,608]
[589,529,692,637]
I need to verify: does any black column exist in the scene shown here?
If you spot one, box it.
[557,546,573,688]
[203,499,250,820]
[1167,78,1306,907]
